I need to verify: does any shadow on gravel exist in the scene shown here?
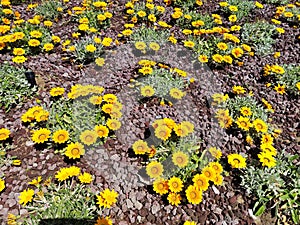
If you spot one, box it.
[39,219,95,225]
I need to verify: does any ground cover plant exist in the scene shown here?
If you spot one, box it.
[0,0,299,224]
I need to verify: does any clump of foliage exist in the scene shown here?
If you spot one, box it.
[0,64,37,111]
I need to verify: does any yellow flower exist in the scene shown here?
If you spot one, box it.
[85,44,96,52]
[168,177,183,193]
[260,143,277,156]
[186,185,202,204]
[261,133,273,145]
[96,188,118,208]
[28,39,40,47]
[228,15,237,23]
[94,125,109,138]
[146,161,164,178]
[12,56,27,64]
[209,161,223,174]
[94,216,112,225]
[273,52,280,58]
[212,174,223,186]
[172,151,189,168]
[232,85,246,94]
[28,176,42,186]
[240,107,252,116]
[202,166,216,181]
[19,188,35,205]
[13,47,25,56]
[80,130,98,146]
[212,54,224,63]
[153,178,168,195]
[43,20,53,27]
[167,192,181,206]
[65,142,85,159]
[132,140,149,155]
[50,87,65,96]
[106,118,121,130]
[193,174,209,191]
[141,86,155,97]
[284,12,293,18]
[154,125,172,141]
[137,10,146,17]
[217,42,228,51]
[184,221,197,225]
[229,5,238,12]
[35,110,49,122]
[32,128,51,144]
[52,130,69,144]
[103,93,117,103]
[169,88,185,99]
[242,44,251,52]
[122,29,132,36]
[271,65,285,74]
[276,27,285,34]
[231,47,244,58]
[255,2,263,9]
[78,172,93,184]
[43,43,54,51]
[227,153,246,169]
[253,119,268,133]
[52,35,61,43]
[274,84,285,94]
[149,42,160,51]
[236,116,252,131]
[198,54,208,63]
[183,40,195,48]
[258,152,276,168]
[0,128,10,141]
[209,147,222,159]
[0,178,5,193]
[30,30,43,38]
[148,14,156,22]
[135,41,146,50]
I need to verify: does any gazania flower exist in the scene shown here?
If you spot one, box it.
[141,86,155,97]
[19,188,34,206]
[96,188,118,208]
[65,142,85,159]
[28,39,40,47]
[169,88,185,99]
[218,115,233,129]
[184,221,197,225]
[43,43,54,51]
[102,103,114,114]
[227,153,246,169]
[32,128,51,144]
[12,56,27,64]
[232,85,246,94]
[209,147,222,159]
[132,139,149,155]
[261,133,273,145]
[154,125,172,141]
[94,125,109,138]
[253,119,268,133]
[52,130,69,144]
[135,41,146,50]
[137,10,146,17]
[193,174,209,191]
[78,172,93,184]
[153,178,169,195]
[209,161,223,174]
[35,111,49,122]
[146,161,163,178]
[236,116,252,131]
[80,130,98,145]
[183,40,195,48]
[103,94,117,103]
[0,178,5,193]
[95,57,105,67]
[173,123,189,137]
[228,15,237,22]
[217,42,228,51]
[240,107,252,116]
[90,96,102,105]
[168,177,183,193]
[198,54,208,63]
[139,66,153,75]
[212,174,223,186]
[94,216,112,225]
[202,166,216,181]
[274,84,285,94]
[106,118,121,130]
[149,42,160,51]
[260,143,277,156]
[231,47,244,58]
[212,54,223,63]
[13,48,25,56]
[50,87,65,96]
[30,30,42,38]
[0,128,10,141]
[167,192,181,206]
[258,152,276,168]
[172,151,189,168]
[186,185,202,204]
[86,44,96,52]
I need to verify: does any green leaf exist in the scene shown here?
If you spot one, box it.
[254,204,266,217]
[291,209,300,224]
